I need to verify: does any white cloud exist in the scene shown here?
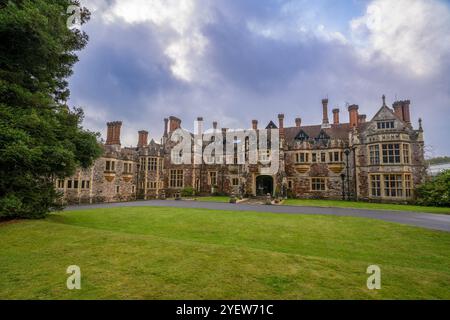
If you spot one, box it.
[350,0,450,76]
[98,0,212,82]
[245,2,348,45]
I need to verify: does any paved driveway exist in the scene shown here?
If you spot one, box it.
[65,200,450,232]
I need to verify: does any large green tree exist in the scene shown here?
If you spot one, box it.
[0,0,102,219]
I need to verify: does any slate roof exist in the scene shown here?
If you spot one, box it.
[284,123,352,144]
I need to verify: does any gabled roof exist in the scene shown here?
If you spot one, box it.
[294,130,309,140]
[370,105,401,122]
[266,121,278,129]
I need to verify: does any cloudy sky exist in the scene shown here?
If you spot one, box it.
[70,0,450,156]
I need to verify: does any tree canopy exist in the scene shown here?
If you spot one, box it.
[426,156,450,166]
[0,0,102,219]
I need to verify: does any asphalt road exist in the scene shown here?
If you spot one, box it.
[65,200,450,232]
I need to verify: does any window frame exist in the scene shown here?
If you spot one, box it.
[377,121,395,130]
[370,174,381,197]
[105,160,116,172]
[403,144,410,164]
[310,177,327,192]
[382,143,401,164]
[169,169,184,189]
[369,145,380,165]
[208,171,218,186]
[384,174,403,197]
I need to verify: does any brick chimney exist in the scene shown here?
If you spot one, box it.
[278,114,285,129]
[332,108,340,125]
[278,114,285,138]
[252,120,258,130]
[163,118,169,137]
[322,99,330,128]
[322,99,329,126]
[137,130,148,148]
[106,121,122,145]
[213,121,218,130]
[402,100,411,124]
[295,118,302,128]
[393,100,411,124]
[169,116,181,133]
[348,105,359,128]
[393,101,403,120]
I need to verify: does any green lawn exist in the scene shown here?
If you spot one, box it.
[195,196,231,203]
[1,207,449,299]
[283,199,450,214]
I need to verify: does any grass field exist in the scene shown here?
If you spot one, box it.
[283,199,450,214]
[195,196,230,203]
[1,207,449,299]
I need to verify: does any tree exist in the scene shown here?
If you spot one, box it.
[426,156,450,166]
[416,170,450,207]
[0,0,102,219]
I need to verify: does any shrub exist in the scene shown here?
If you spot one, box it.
[181,187,195,197]
[416,170,450,207]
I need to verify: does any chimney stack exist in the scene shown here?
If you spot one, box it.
[252,120,258,130]
[348,105,359,128]
[332,108,340,125]
[213,121,218,130]
[393,101,403,120]
[163,118,169,137]
[106,121,122,145]
[393,100,411,124]
[295,118,302,128]
[322,99,329,126]
[402,100,411,124]
[278,114,285,129]
[278,114,285,137]
[169,116,181,133]
[137,130,149,148]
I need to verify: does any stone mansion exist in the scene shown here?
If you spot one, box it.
[57,96,426,204]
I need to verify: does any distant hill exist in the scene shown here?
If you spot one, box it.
[426,156,450,166]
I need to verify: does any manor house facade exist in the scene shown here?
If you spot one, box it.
[57,96,426,204]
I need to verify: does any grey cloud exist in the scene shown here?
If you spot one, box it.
[69,0,450,155]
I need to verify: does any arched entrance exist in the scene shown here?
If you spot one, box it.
[256,175,274,196]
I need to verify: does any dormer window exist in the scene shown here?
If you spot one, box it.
[266,121,278,129]
[377,121,395,129]
[316,131,329,141]
[295,130,309,141]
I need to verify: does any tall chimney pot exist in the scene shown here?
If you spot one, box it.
[106,121,122,145]
[322,99,329,125]
[138,130,149,148]
[278,114,285,129]
[402,100,411,124]
[332,108,340,125]
[163,118,169,137]
[348,105,359,128]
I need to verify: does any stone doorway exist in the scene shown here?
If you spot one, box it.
[256,175,274,196]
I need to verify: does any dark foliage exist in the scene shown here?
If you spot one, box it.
[0,1,102,218]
